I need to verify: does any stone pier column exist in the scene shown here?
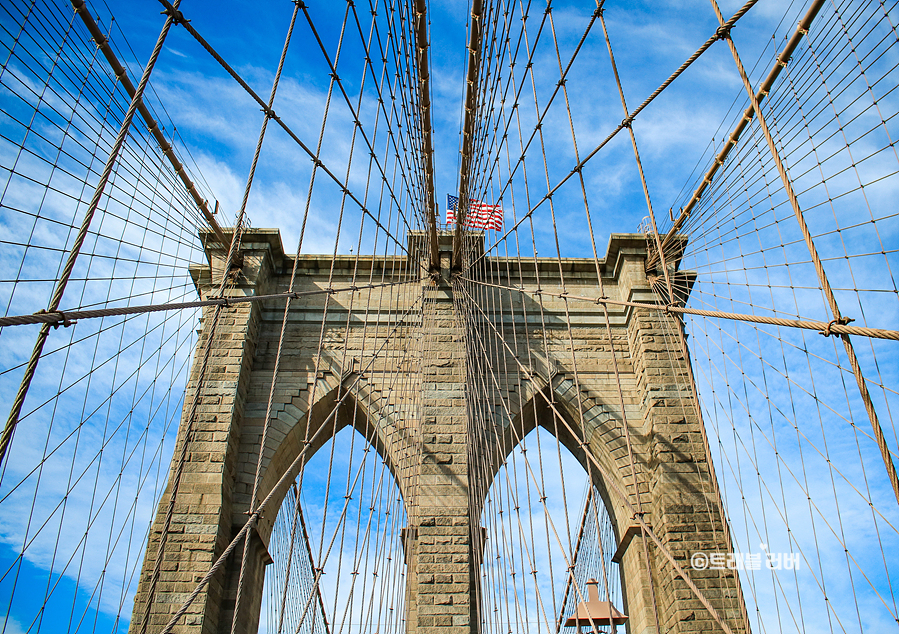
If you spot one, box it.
[129,231,283,634]
[616,243,747,634]
[404,257,477,633]
[621,306,746,634]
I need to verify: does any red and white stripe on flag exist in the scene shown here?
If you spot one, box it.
[448,199,502,230]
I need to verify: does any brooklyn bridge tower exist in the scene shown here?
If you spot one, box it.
[0,1,896,634]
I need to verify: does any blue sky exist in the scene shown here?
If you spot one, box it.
[1,0,898,633]
[88,0,797,257]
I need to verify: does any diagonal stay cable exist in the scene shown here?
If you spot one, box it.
[707,0,899,506]
[468,0,761,268]
[154,0,408,254]
[0,0,183,471]
[458,277,899,342]
[654,0,828,267]
[456,282,737,634]
[155,293,423,634]
[71,0,228,246]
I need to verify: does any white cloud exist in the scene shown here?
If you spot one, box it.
[2,1,898,633]
[0,615,27,634]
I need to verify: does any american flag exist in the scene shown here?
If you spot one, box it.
[446,194,503,230]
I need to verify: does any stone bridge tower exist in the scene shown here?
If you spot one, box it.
[129,229,746,634]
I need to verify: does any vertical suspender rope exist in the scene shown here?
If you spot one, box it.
[71,0,229,247]
[143,2,298,627]
[0,0,183,471]
[413,0,439,272]
[541,3,664,627]
[296,490,332,634]
[452,0,484,271]
[707,0,899,507]
[229,5,302,631]
[522,5,649,627]
[272,2,387,629]
[597,8,750,631]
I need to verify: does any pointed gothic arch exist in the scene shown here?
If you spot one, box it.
[476,373,633,544]
[249,369,416,548]
[476,421,625,634]
[222,356,419,634]
[261,422,411,634]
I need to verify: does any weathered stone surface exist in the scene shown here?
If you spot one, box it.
[130,230,745,634]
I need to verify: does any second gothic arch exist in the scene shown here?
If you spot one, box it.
[474,371,641,549]
[245,362,416,547]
